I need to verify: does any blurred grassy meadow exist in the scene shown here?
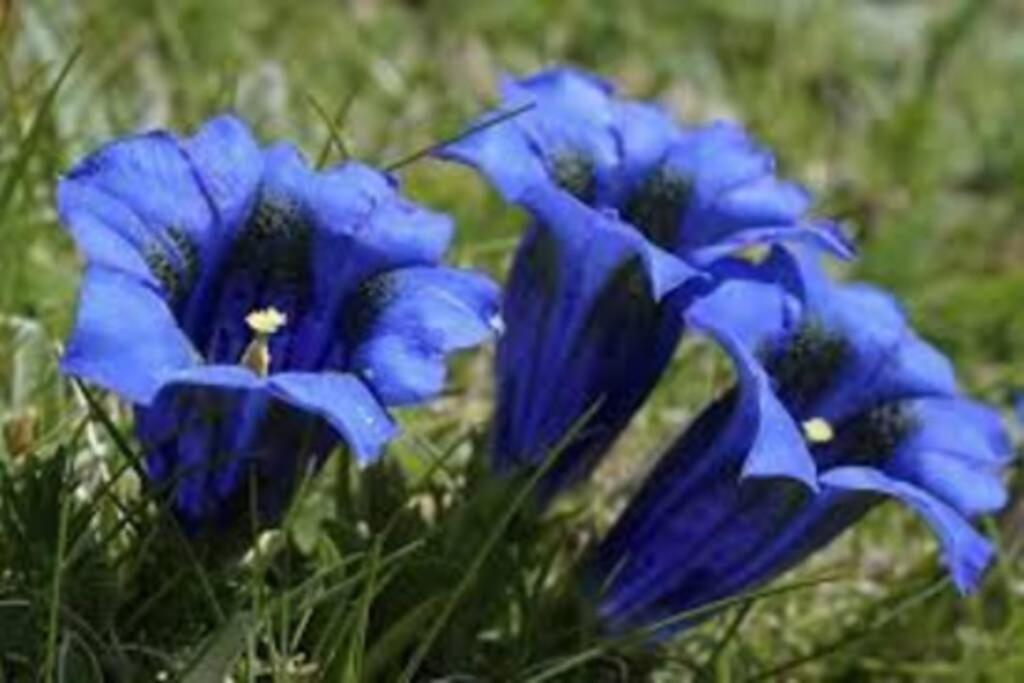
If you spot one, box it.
[3,0,1024,679]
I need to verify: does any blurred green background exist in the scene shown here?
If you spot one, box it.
[3,0,1024,679]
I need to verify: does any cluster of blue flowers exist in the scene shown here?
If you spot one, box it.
[60,67,1010,634]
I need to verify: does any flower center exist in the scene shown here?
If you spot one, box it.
[196,196,314,368]
[759,322,919,466]
[551,150,597,204]
[830,402,918,466]
[230,197,314,287]
[802,417,834,445]
[621,164,692,251]
[241,306,287,376]
[762,321,849,412]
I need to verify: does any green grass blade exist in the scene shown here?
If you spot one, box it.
[746,576,951,681]
[74,381,226,624]
[42,454,73,683]
[0,46,80,225]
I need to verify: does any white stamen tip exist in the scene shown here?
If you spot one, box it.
[246,307,287,336]
[802,417,834,444]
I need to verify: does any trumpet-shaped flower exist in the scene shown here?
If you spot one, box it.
[59,115,500,524]
[591,249,1010,632]
[439,68,852,493]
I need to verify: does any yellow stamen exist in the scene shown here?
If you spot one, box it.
[241,307,287,376]
[246,307,288,336]
[802,417,834,444]
[735,244,770,265]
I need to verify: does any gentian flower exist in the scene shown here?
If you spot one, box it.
[439,67,853,493]
[59,115,500,525]
[591,249,1010,632]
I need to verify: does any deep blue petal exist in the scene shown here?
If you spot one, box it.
[956,399,1013,458]
[439,68,619,202]
[813,283,959,423]
[681,175,854,264]
[347,267,500,405]
[149,365,269,499]
[642,125,854,262]
[499,68,620,183]
[162,364,265,392]
[715,176,815,227]
[268,372,397,462]
[663,122,774,198]
[610,101,682,183]
[821,466,995,593]
[348,189,454,265]
[181,114,264,233]
[62,267,199,404]
[887,398,1010,517]
[436,112,547,203]
[188,152,455,373]
[687,277,818,489]
[500,67,615,113]
[138,370,265,522]
[492,187,699,492]
[56,181,165,286]
[687,219,854,266]
[518,185,699,297]
[303,161,454,290]
[140,366,396,523]
[599,479,802,631]
[685,254,802,350]
[57,131,220,299]
[594,404,816,632]
[293,160,454,371]
[351,336,447,409]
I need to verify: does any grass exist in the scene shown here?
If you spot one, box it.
[3,0,1024,680]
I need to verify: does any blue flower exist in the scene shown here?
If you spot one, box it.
[439,67,852,493]
[591,249,1010,633]
[59,115,500,525]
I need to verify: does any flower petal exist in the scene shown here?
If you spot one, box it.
[594,423,813,632]
[140,365,269,520]
[62,267,199,404]
[888,398,1010,517]
[687,276,818,489]
[656,127,853,262]
[58,131,220,295]
[814,284,959,422]
[492,187,699,492]
[182,114,264,232]
[347,267,501,406]
[665,121,774,197]
[686,253,802,349]
[610,100,684,192]
[611,101,683,184]
[821,466,995,593]
[519,184,699,299]
[436,112,547,203]
[275,155,454,283]
[683,173,854,263]
[268,371,397,463]
[161,364,264,392]
[439,68,618,202]
[688,219,855,265]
